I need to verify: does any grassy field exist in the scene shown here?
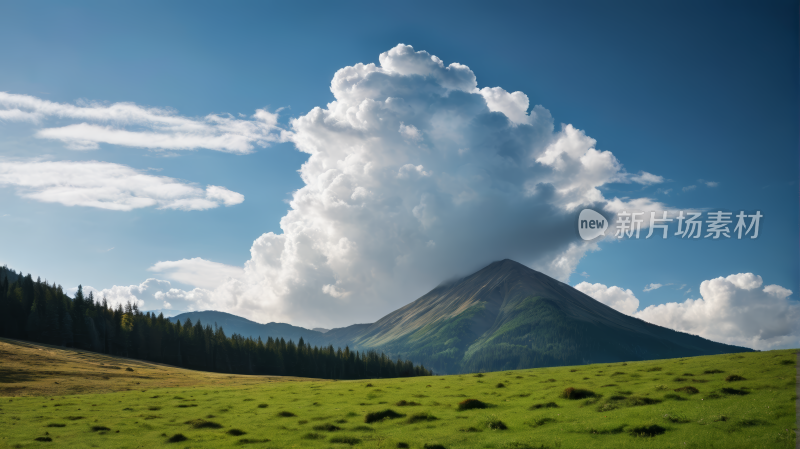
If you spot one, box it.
[0,339,796,449]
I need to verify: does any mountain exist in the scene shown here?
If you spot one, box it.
[166,260,752,375]
[339,259,751,374]
[168,311,329,348]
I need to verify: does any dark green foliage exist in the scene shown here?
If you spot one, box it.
[778,359,794,365]
[424,444,446,449]
[167,434,188,443]
[312,423,341,432]
[237,439,270,444]
[704,369,724,374]
[459,427,482,432]
[329,436,361,445]
[395,400,420,406]
[496,382,505,388]
[407,412,437,423]
[725,374,746,382]
[561,387,595,399]
[276,411,296,417]
[185,419,223,429]
[457,399,489,410]
[629,424,666,437]
[0,265,430,380]
[90,425,111,431]
[364,409,404,423]
[46,423,66,427]
[302,432,325,439]
[257,403,268,408]
[227,429,247,436]
[397,443,409,448]
[529,401,559,410]
[34,436,53,442]
[350,425,373,431]
[674,386,699,394]
[65,416,83,420]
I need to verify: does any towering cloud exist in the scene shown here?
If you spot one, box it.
[90,44,664,327]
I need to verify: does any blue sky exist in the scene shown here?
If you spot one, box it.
[0,1,797,347]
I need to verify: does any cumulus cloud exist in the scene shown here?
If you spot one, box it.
[644,283,663,292]
[578,274,799,350]
[574,281,639,315]
[147,257,244,290]
[0,160,244,211]
[0,92,283,153]
[92,44,666,327]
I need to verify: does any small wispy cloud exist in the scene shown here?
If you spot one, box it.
[580,271,590,278]
[628,171,664,185]
[0,160,245,211]
[698,179,719,188]
[0,92,286,154]
[682,185,696,192]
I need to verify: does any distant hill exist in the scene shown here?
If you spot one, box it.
[168,311,329,347]
[339,259,752,374]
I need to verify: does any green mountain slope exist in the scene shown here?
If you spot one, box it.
[346,259,752,374]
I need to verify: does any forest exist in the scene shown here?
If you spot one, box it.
[0,266,431,379]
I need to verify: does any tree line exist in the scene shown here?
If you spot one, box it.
[0,266,431,379]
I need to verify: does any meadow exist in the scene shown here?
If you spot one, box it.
[0,338,796,448]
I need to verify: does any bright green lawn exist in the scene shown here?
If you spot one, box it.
[1,349,796,449]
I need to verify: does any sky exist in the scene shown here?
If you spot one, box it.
[0,1,797,349]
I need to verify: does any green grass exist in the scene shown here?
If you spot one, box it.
[0,348,795,448]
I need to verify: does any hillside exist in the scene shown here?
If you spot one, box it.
[1,342,795,448]
[169,311,329,348]
[0,337,308,397]
[345,260,752,374]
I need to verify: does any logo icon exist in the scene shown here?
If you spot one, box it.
[578,209,608,240]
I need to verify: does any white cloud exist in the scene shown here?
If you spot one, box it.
[92,44,668,328]
[629,171,664,185]
[636,274,799,350]
[574,281,639,315]
[705,181,718,187]
[682,185,696,192]
[147,257,244,290]
[0,160,244,211]
[577,274,799,349]
[0,92,283,153]
[644,283,663,292]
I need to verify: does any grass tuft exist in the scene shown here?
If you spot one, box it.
[185,419,223,429]
[674,386,699,394]
[704,369,725,374]
[561,387,595,399]
[725,374,746,382]
[457,399,489,410]
[302,432,324,439]
[330,436,361,445]
[407,412,438,423]
[629,424,666,437]
[34,436,53,442]
[721,387,749,395]
[276,411,296,417]
[364,409,404,423]
[227,429,247,436]
[237,438,270,444]
[90,425,111,431]
[312,423,341,432]
[529,401,559,410]
[257,403,268,408]
[167,434,187,443]
[423,444,446,449]
[396,400,420,406]
[46,423,66,427]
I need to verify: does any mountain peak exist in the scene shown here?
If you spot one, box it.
[344,259,750,374]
